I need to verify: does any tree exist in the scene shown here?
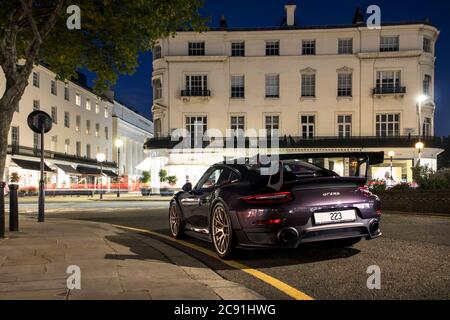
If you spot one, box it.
[0,0,207,182]
[139,171,151,184]
[159,169,168,183]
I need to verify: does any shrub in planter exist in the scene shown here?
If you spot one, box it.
[369,179,386,193]
[9,172,20,184]
[166,175,177,186]
[27,186,37,195]
[139,171,151,185]
[389,183,412,191]
[412,165,450,190]
[159,169,168,183]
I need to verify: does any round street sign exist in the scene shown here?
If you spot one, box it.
[27,111,53,134]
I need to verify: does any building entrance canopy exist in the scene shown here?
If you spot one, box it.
[12,158,53,172]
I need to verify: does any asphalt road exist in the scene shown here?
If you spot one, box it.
[20,200,450,300]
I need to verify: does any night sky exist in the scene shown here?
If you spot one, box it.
[89,0,450,136]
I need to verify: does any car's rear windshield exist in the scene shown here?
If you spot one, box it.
[282,160,336,180]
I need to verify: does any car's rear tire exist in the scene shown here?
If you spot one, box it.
[211,203,235,259]
[169,202,184,239]
[326,237,362,248]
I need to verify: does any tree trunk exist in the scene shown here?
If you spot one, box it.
[0,103,16,183]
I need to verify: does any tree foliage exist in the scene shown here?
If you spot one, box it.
[1,0,207,91]
[412,165,450,190]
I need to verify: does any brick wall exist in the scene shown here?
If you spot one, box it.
[376,190,450,214]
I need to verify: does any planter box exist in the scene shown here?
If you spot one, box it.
[160,188,175,197]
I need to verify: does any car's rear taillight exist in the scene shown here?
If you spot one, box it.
[358,185,373,195]
[358,185,370,192]
[242,192,294,204]
[253,218,284,225]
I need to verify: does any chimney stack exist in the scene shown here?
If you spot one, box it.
[219,14,228,29]
[285,1,297,27]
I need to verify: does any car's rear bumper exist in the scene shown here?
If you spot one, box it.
[237,216,381,249]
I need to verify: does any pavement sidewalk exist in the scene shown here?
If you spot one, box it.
[0,217,263,300]
[6,193,172,203]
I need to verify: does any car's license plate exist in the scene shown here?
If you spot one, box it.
[314,209,356,225]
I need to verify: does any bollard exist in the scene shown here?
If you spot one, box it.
[9,184,19,232]
[0,182,5,238]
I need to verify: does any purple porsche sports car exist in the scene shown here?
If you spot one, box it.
[169,152,383,259]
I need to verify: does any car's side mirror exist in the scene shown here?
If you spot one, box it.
[182,182,192,192]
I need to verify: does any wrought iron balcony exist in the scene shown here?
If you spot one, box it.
[144,135,446,151]
[373,86,406,95]
[181,89,211,97]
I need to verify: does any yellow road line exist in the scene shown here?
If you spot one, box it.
[112,224,314,300]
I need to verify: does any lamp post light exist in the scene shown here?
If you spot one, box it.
[96,153,106,200]
[416,94,428,138]
[415,142,424,167]
[388,151,395,186]
[115,139,123,197]
[27,111,53,223]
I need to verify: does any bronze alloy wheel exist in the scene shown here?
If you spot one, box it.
[169,203,182,238]
[211,204,233,258]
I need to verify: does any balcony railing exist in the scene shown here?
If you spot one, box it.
[7,145,117,168]
[144,135,446,151]
[181,89,211,97]
[373,86,406,95]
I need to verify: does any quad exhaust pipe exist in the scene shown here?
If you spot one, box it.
[278,227,299,245]
[369,220,380,235]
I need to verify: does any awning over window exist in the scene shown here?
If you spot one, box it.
[55,164,80,175]
[103,170,118,178]
[76,166,117,177]
[12,158,53,172]
[76,166,101,175]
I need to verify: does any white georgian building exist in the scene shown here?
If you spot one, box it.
[2,64,117,190]
[113,100,153,190]
[145,3,444,190]
[2,65,154,192]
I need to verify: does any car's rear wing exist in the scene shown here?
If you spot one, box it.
[278,152,384,165]
[265,151,384,191]
[277,151,384,178]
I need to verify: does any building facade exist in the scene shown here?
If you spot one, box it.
[1,65,117,191]
[145,4,444,189]
[113,101,154,191]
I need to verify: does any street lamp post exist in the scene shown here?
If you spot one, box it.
[27,111,53,223]
[115,139,123,198]
[388,151,395,186]
[96,153,106,200]
[415,142,424,167]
